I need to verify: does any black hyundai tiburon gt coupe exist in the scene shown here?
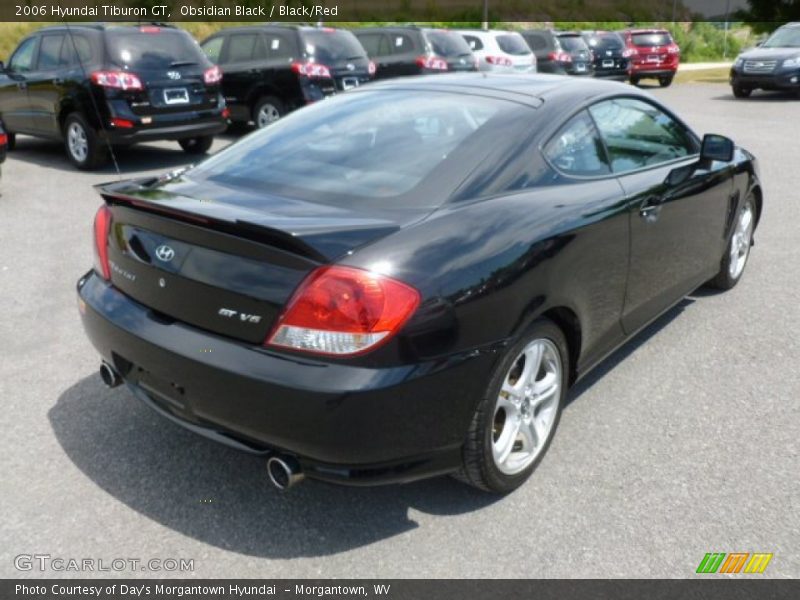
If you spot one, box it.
[78,74,762,493]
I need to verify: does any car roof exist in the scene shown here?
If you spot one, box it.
[35,23,178,33]
[625,28,670,34]
[357,72,643,108]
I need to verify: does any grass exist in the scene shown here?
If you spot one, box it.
[674,67,731,85]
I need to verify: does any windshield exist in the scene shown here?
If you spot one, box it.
[496,34,531,56]
[631,32,673,47]
[763,27,800,48]
[105,28,207,70]
[558,35,589,52]
[585,33,624,51]
[186,91,506,207]
[303,30,367,63]
[425,30,473,57]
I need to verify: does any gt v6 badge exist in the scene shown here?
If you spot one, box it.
[218,308,262,324]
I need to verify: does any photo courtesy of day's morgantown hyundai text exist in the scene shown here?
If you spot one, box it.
[77,74,761,494]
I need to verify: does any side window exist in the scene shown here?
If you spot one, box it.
[463,35,484,51]
[61,35,93,65]
[227,34,259,63]
[357,33,383,57]
[201,37,223,63]
[9,37,37,73]
[264,33,292,59]
[391,34,413,54]
[544,110,611,177]
[589,98,697,173]
[37,35,65,71]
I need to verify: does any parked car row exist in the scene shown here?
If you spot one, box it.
[0,23,684,170]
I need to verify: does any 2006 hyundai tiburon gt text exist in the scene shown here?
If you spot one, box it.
[78,74,762,493]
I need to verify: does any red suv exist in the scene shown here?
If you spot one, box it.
[622,28,680,87]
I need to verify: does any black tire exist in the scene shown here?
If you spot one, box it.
[5,131,15,151]
[706,194,756,290]
[732,85,752,98]
[659,75,674,88]
[179,135,214,155]
[252,96,285,129]
[455,318,570,494]
[63,113,107,170]
[630,75,641,86]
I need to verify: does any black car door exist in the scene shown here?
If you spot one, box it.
[216,32,266,118]
[25,33,67,137]
[0,36,39,134]
[589,97,733,334]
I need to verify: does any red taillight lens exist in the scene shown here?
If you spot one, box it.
[622,47,636,58]
[548,51,572,63]
[368,60,377,76]
[667,44,680,55]
[221,107,231,119]
[291,61,332,79]
[415,55,448,71]
[91,70,143,91]
[0,133,7,147]
[110,118,134,129]
[139,26,161,34]
[93,205,112,281]
[267,265,420,356]
[204,65,222,85]
[485,55,513,66]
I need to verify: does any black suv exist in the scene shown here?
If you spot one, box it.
[582,31,631,80]
[201,25,374,129]
[521,29,594,76]
[0,24,228,169]
[730,22,800,98]
[353,26,477,79]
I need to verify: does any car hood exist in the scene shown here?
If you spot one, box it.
[739,47,800,61]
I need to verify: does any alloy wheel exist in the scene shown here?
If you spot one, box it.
[729,202,754,280]
[256,104,281,128]
[67,122,89,163]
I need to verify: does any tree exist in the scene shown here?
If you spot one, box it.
[736,0,800,34]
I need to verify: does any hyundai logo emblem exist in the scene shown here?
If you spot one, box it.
[155,244,175,262]
[346,63,355,71]
[167,71,181,80]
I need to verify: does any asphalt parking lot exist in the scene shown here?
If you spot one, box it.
[1,82,798,579]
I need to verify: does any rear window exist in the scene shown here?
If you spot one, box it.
[105,28,208,70]
[186,91,506,207]
[557,35,589,52]
[425,30,473,57]
[585,33,624,51]
[631,32,673,47]
[496,34,531,56]
[302,30,366,63]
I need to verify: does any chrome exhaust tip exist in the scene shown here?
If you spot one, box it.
[99,361,122,388]
[267,455,304,490]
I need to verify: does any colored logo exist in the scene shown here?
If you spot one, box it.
[696,552,773,574]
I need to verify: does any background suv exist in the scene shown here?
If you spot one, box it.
[457,29,536,73]
[520,29,593,75]
[0,24,227,169]
[582,31,632,80]
[353,27,477,79]
[201,25,374,129]
[622,28,680,87]
[730,22,800,98]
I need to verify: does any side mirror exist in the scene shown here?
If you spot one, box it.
[700,134,734,163]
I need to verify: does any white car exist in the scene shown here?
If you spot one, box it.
[457,29,537,73]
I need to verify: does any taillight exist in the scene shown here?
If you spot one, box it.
[485,55,513,67]
[139,26,161,33]
[548,51,572,63]
[622,47,636,58]
[0,133,7,147]
[93,205,112,281]
[667,44,680,55]
[110,118,134,129]
[221,107,231,119]
[91,70,143,91]
[415,55,448,71]
[266,265,420,356]
[291,61,332,79]
[204,65,222,85]
[368,60,377,76]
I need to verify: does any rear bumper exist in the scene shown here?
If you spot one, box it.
[102,118,227,144]
[77,272,496,485]
[629,65,677,77]
[730,68,800,90]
